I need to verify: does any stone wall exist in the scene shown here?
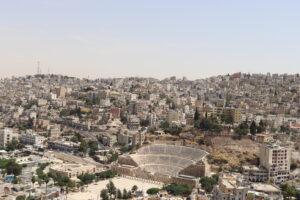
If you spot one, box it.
[112,165,198,187]
[179,161,205,177]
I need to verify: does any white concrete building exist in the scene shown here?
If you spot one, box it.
[20,134,46,146]
[259,143,290,183]
[212,174,249,200]
[0,128,18,147]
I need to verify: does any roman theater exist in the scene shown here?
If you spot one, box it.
[113,144,208,186]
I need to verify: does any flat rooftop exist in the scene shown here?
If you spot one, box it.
[251,183,281,193]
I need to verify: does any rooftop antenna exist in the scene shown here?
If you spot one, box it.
[37,61,40,74]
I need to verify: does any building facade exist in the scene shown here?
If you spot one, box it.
[0,128,18,147]
[212,174,249,200]
[21,134,46,146]
[259,143,290,183]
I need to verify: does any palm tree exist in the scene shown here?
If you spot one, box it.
[31,176,36,189]
[30,176,36,197]
[44,176,50,194]
[37,178,43,188]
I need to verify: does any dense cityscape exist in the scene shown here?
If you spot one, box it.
[0,72,300,200]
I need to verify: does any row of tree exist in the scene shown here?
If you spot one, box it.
[78,170,118,185]
[194,109,222,132]
[0,158,23,176]
[163,183,192,196]
[160,121,183,135]
[5,139,25,151]
[146,183,193,196]
[100,181,135,200]
[235,120,266,135]
[194,108,271,136]
[75,134,99,156]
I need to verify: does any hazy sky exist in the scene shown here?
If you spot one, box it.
[1,0,300,79]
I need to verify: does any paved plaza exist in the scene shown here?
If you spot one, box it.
[66,176,163,200]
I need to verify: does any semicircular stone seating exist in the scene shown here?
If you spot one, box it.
[131,144,208,176]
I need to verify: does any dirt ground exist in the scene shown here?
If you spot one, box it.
[200,137,260,172]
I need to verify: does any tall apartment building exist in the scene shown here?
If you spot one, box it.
[167,110,185,125]
[132,131,145,146]
[0,128,18,147]
[200,104,216,118]
[102,134,117,147]
[117,130,145,147]
[48,126,61,139]
[223,107,242,123]
[167,110,180,124]
[127,115,140,130]
[89,92,100,104]
[56,87,66,98]
[259,143,290,183]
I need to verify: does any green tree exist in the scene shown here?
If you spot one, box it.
[100,189,109,200]
[117,189,122,198]
[235,121,249,136]
[95,170,117,179]
[195,116,222,132]
[6,160,22,176]
[132,185,138,192]
[50,174,72,187]
[250,121,257,135]
[122,189,128,199]
[16,196,26,200]
[70,136,79,143]
[291,162,297,170]
[31,176,36,190]
[59,109,70,117]
[225,95,232,107]
[78,173,95,185]
[257,120,266,133]
[6,139,24,151]
[160,121,170,130]
[79,141,88,155]
[43,175,50,194]
[221,113,233,124]
[147,188,160,195]
[106,181,117,198]
[26,118,34,129]
[194,108,200,121]
[200,175,219,193]
[12,177,19,184]
[280,125,290,134]
[140,119,150,127]
[107,151,119,163]
[127,191,132,199]
[164,183,192,196]
[37,178,43,187]
[281,183,298,199]
[68,180,77,189]
[88,141,99,156]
